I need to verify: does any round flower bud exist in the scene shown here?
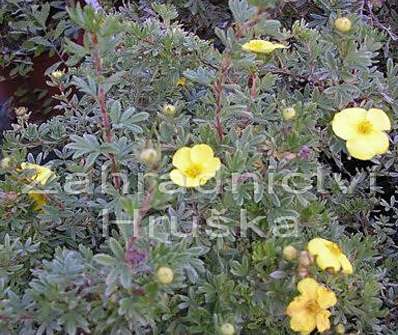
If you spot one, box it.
[336,323,345,334]
[51,70,64,79]
[282,107,296,121]
[335,17,352,33]
[220,323,235,335]
[297,264,309,278]
[283,245,298,261]
[0,157,12,170]
[139,148,160,166]
[163,104,176,117]
[14,106,28,117]
[156,266,174,284]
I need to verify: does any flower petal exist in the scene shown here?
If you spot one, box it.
[21,163,54,185]
[315,250,341,272]
[316,309,331,333]
[317,287,337,309]
[346,131,389,160]
[369,131,390,155]
[331,108,367,140]
[290,311,317,335]
[297,278,320,299]
[202,157,221,175]
[190,144,214,165]
[172,147,192,170]
[286,296,309,316]
[366,108,391,131]
[307,238,329,256]
[242,40,287,54]
[169,169,199,188]
[338,254,353,274]
[28,192,48,210]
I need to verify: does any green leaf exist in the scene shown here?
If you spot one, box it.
[32,3,50,28]
[72,75,97,97]
[66,134,101,165]
[184,68,216,86]
[229,0,256,23]
[109,238,125,259]
[152,3,178,24]
[93,254,116,266]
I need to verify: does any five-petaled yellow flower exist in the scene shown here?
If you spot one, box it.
[20,163,55,209]
[170,144,221,187]
[286,278,337,335]
[332,107,391,160]
[242,39,287,54]
[177,77,186,87]
[308,238,353,274]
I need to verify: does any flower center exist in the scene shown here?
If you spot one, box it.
[184,165,202,178]
[326,243,341,256]
[357,120,373,135]
[305,300,321,314]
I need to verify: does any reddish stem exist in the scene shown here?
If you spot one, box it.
[91,32,121,190]
[212,57,231,142]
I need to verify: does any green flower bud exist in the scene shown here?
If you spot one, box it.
[335,17,352,33]
[163,104,176,117]
[336,324,345,334]
[283,245,298,261]
[139,148,160,166]
[282,107,296,121]
[220,323,235,335]
[156,266,174,284]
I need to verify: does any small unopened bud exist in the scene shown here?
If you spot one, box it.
[253,159,264,170]
[335,17,352,33]
[0,157,12,170]
[298,251,314,267]
[283,245,298,261]
[336,324,345,334]
[14,106,28,117]
[0,191,18,203]
[51,70,64,79]
[282,107,296,121]
[156,266,174,284]
[297,265,309,278]
[220,323,235,335]
[162,104,176,117]
[139,148,160,167]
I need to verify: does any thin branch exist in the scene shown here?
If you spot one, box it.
[90,32,121,190]
[365,0,398,41]
[212,56,230,141]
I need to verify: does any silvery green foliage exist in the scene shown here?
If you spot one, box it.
[0,0,397,334]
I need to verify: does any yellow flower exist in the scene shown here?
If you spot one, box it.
[51,70,64,79]
[332,107,391,160]
[170,144,221,187]
[242,39,287,54]
[177,77,186,87]
[20,163,55,210]
[307,238,353,274]
[20,163,55,185]
[28,192,48,210]
[286,278,337,335]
